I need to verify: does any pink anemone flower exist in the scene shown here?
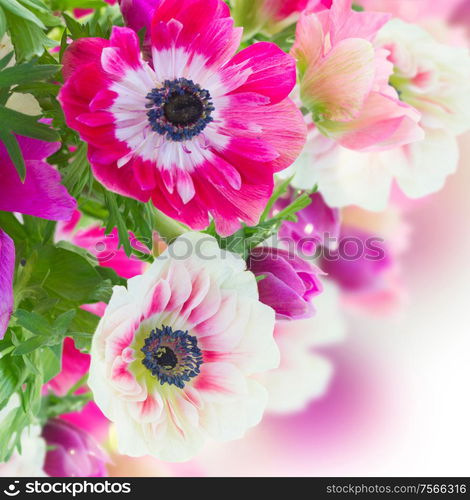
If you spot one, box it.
[59,0,306,236]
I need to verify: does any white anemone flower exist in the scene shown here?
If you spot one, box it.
[89,232,279,461]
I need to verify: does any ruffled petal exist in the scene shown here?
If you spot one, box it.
[0,143,76,220]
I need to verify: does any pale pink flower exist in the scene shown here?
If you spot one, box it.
[291,0,423,151]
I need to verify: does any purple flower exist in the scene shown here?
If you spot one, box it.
[276,190,340,255]
[0,230,15,339]
[247,247,323,320]
[118,0,160,34]
[42,419,108,477]
[0,133,76,338]
[320,226,392,292]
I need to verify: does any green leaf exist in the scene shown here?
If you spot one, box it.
[62,12,89,39]
[5,12,57,61]
[54,0,106,8]
[0,0,45,28]
[0,212,27,241]
[32,245,103,302]
[0,105,59,141]
[42,391,92,420]
[0,62,61,88]
[52,309,76,335]
[215,191,313,258]
[0,128,25,180]
[41,344,62,383]
[70,309,99,335]
[104,190,132,256]
[60,142,91,197]
[0,50,14,71]
[0,405,30,461]
[260,176,293,222]
[13,336,47,356]
[0,351,26,407]
[14,309,51,337]
[12,81,59,98]
[0,7,6,40]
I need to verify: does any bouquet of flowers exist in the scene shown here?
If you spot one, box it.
[0,0,468,476]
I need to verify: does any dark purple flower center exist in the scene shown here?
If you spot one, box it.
[141,325,203,388]
[164,93,204,126]
[146,78,214,142]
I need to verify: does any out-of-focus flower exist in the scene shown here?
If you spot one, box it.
[232,0,330,39]
[321,226,392,292]
[42,419,108,477]
[322,205,410,315]
[261,282,346,414]
[60,0,306,236]
[89,232,279,461]
[247,246,323,320]
[0,134,76,338]
[291,0,423,152]
[376,19,470,144]
[0,397,47,477]
[283,125,462,211]
[287,17,470,209]
[359,0,464,24]
[275,188,341,254]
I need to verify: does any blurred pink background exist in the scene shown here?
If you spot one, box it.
[107,2,470,477]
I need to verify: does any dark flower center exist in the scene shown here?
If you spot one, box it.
[164,93,204,126]
[154,346,178,370]
[146,78,214,142]
[141,325,203,388]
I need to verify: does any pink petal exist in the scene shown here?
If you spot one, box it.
[292,11,326,78]
[330,92,424,152]
[188,278,222,326]
[109,26,142,69]
[151,0,230,51]
[128,392,163,422]
[193,362,247,399]
[89,152,151,203]
[301,37,376,122]
[143,279,171,319]
[329,0,391,44]
[0,230,14,339]
[0,142,76,220]
[164,261,193,312]
[62,38,110,80]
[224,42,296,104]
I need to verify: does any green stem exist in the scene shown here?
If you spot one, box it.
[151,207,188,245]
[66,373,88,396]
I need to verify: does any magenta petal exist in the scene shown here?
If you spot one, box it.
[0,140,76,220]
[226,42,297,104]
[43,419,109,477]
[15,134,60,162]
[119,0,161,35]
[247,246,323,320]
[0,230,14,339]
